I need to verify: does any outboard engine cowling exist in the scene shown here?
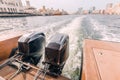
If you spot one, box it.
[44,33,69,76]
[18,32,45,65]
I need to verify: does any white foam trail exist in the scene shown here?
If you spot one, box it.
[32,16,83,79]
[58,16,84,79]
[28,18,72,36]
[90,18,120,42]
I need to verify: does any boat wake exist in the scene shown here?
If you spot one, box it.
[30,16,84,80]
[58,16,84,80]
[90,18,120,42]
[24,16,84,80]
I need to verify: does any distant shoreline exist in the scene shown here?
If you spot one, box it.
[0,12,44,17]
[0,13,69,17]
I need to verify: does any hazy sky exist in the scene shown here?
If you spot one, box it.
[22,0,119,13]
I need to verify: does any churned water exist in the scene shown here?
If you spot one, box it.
[0,15,120,80]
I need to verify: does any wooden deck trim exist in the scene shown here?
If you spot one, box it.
[0,36,21,60]
[82,39,120,80]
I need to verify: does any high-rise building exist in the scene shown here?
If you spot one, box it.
[24,0,38,14]
[113,3,120,15]
[106,3,113,9]
[26,0,30,7]
[89,6,96,14]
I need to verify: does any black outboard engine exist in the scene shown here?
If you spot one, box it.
[44,33,69,76]
[18,32,45,65]
[0,32,46,80]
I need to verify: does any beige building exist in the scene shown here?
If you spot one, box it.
[24,0,38,14]
[105,3,113,15]
[39,6,48,15]
[92,10,100,14]
[82,10,89,14]
[39,6,64,15]
[105,3,120,15]
[0,0,24,13]
[53,9,62,15]
[112,3,120,15]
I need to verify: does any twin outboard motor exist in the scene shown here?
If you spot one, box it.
[44,33,69,76]
[18,32,45,65]
[0,32,69,80]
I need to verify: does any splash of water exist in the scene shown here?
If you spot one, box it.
[90,18,120,42]
[58,16,84,80]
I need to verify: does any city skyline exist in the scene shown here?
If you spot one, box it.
[22,0,119,13]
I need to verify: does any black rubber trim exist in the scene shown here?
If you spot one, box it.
[79,48,83,80]
[9,47,18,58]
